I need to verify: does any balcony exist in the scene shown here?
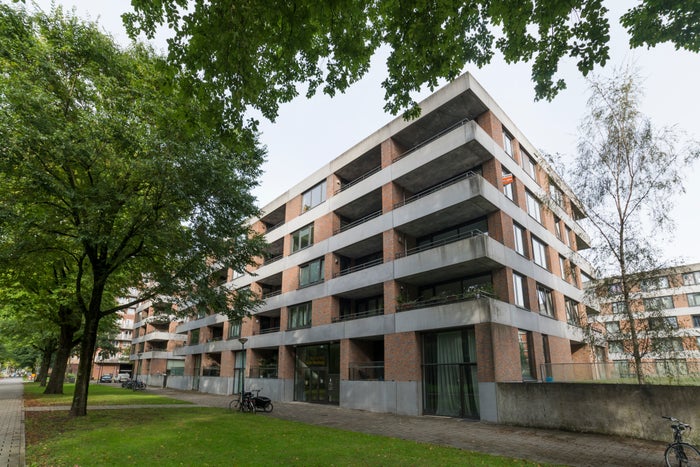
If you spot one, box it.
[397,287,494,312]
[349,361,384,381]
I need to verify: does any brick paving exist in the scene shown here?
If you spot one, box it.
[8,381,670,466]
[0,379,24,467]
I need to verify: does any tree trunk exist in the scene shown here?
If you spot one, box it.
[70,311,100,416]
[35,342,55,387]
[45,305,81,394]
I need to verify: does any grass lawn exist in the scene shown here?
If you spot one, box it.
[25,408,545,466]
[24,384,547,466]
[23,382,190,407]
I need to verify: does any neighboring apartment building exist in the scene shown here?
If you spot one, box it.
[593,263,700,378]
[136,73,595,421]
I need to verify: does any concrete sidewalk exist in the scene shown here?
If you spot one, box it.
[0,378,24,467]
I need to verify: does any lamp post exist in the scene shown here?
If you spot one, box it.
[238,337,248,395]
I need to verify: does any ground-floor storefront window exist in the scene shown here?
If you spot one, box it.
[294,343,340,404]
[422,328,479,418]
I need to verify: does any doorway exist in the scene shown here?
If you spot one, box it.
[294,343,339,404]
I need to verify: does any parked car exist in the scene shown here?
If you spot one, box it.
[99,374,113,383]
[116,373,131,382]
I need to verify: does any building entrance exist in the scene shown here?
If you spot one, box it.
[422,329,479,418]
[294,343,340,404]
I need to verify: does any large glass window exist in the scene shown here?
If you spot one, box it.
[559,255,567,280]
[513,223,526,256]
[640,276,669,291]
[648,316,678,330]
[422,329,479,418]
[531,236,548,269]
[611,301,628,314]
[553,216,562,240]
[228,320,241,339]
[503,130,514,158]
[302,181,326,212]
[565,298,580,326]
[294,343,340,404]
[643,296,674,311]
[502,167,514,201]
[605,321,620,334]
[518,330,535,380]
[526,191,541,223]
[513,272,526,308]
[291,224,314,253]
[693,315,700,327]
[688,293,700,307]
[536,284,555,317]
[522,151,536,180]
[549,181,564,208]
[299,258,324,287]
[288,302,312,330]
[683,271,700,286]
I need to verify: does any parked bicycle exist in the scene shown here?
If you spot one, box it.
[228,391,256,413]
[121,378,146,391]
[663,416,700,466]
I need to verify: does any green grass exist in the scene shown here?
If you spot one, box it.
[25,408,544,466]
[23,382,190,407]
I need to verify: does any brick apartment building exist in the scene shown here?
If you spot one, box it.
[132,73,595,420]
[593,263,700,379]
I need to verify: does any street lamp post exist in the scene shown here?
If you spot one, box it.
[238,337,248,395]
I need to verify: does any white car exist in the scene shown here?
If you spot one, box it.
[116,373,131,382]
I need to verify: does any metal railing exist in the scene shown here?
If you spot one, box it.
[395,228,484,259]
[392,117,471,163]
[396,288,493,312]
[540,360,700,385]
[335,165,382,195]
[255,326,280,335]
[331,308,383,323]
[333,258,384,278]
[394,171,476,209]
[334,209,383,235]
[262,290,282,299]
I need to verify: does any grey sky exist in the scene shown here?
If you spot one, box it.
[28,1,700,264]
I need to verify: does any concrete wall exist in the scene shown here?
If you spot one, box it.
[496,382,700,443]
[341,381,421,416]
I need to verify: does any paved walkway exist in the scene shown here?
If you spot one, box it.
[0,378,24,467]
[6,380,670,466]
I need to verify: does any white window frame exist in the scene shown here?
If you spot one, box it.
[536,284,555,317]
[502,167,514,201]
[683,271,700,286]
[559,255,567,280]
[291,224,314,253]
[522,152,536,180]
[513,272,526,307]
[301,181,326,212]
[503,130,514,158]
[526,191,542,223]
[513,223,526,256]
[531,236,548,269]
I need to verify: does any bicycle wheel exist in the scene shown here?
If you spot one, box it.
[228,398,240,411]
[665,443,700,466]
[262,401,273,413]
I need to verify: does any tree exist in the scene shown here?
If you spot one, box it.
[0,6,266,415]
[122,0,699,120]
[571,67,699,383]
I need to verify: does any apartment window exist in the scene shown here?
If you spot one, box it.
[609,341,624,354]
[656,338,684,352]
[302,181,326,212]
[190,328,200,345]
[693,315,700,327]
[503,130,514,158]
[228,320,241,339]
[565,298,580,326]
[522,152,536,180]
[605,321,620,334]
[553,217,562,240]
[531,236,548,269]
[536,284,555,317]
[640,276,669,291]
[549,181,564,208]
[513,223,526,256]
[288,302,312,330]
[291,224,314,253]
[643,296,674,311]
[502,167,515,201]
[513,272,527,308]
[611,301,628,314]
[559,256,567,280]
[564,227,571,247]
[608,282,623,294]
[299,258,324,288]
[688,293,700,307]
[526,191,541,223]
[518,330,535,380]
[683,271,700,286]
[648,316,678,330]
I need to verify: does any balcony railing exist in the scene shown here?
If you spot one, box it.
[335,165,382,195]
[255,326,280,335]
[333,258,384,278]
[262,290,282,299]
[392,118,472,163]
[333,209,383,235]
[331,307,383,323]
[264,220,284,234]
[349,361,385,381]
[394,171,476,209]
[262,254,283,266]
[396,288,493,312]
[395,228,484,259]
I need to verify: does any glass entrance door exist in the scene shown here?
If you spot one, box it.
[192,355,201,391]
[294,343,339,404]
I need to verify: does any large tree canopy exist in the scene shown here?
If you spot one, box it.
[123,0,699,120]
[0,5,266,414]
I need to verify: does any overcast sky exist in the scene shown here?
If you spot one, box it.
[27,1,700,265]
